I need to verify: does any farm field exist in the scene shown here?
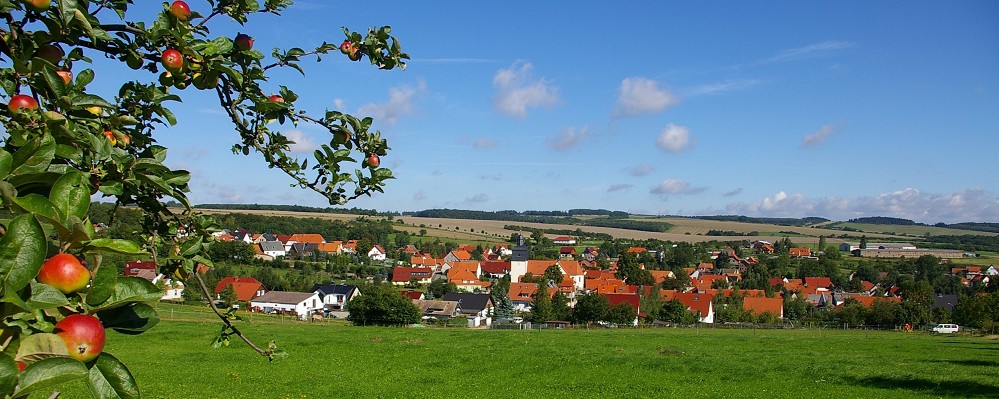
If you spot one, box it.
[54,304,999,398]
[828,222,999,238]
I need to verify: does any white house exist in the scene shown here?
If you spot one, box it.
[249,291,322,319]
[368,245,387,261]
[310,284,361,312]
[442,292,494,328]
[259,241,286,258]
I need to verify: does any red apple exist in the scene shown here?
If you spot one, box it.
[267,94,284,103]
[55,314,105,362]
[161,49,184,72]
[169,0,190,21]
[8,94,39,113]
[366,154,380,168]
[37,253,90,294]
[120,134,131,147]
[35,44,63,64]
[20,0,50,11]
[56,69,72,85]
[234,33,253,51]
[103,130,117,146]
[17,361,26,372]
[339,40,353,54]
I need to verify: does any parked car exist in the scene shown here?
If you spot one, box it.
[931,323,960,334]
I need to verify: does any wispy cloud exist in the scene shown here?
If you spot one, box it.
[478,173,504,181]
[759,40,855,64]
[802,124,837,147]
[492,62,560,118]
[650,179,706,196]
[414,58,497,64]
[685,79,761,96]
[726,188,999,224]
[723,188,743,197]
[357,81,425,125]
[283,130,318,154]
[627,163,655,177]
[413,190,427,201]
[473,138,498,149]
[613,77,679,118]
[546,126,589,151]
[608,184,634,192]
[464,193,490,203]
[656,123,692,153]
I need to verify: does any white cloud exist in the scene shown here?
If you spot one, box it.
[283,130,318,154]
[726,188,999,223]
[546,126,589,151]
[656,123,692,153]
[723,188,743,197]
[650,179,706,196]
[413,190,426,201]
[473,138,498,149]
[357,82,424,125]
[686,79,760,96]
[802,124,837,147]
[492,62,560,118]
[613,77,679,118]
[627,163,655,177]
[332,98,346,110]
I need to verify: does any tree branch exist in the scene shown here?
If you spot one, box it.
[192,271,273,358]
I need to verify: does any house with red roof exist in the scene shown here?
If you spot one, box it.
[804,276,833,289]
[603,293,641,325]
[664,291,715,323]
[391,267,433,286]
[214,276,266,302]
[508,282,545,312]
[480,261,511,278]
[789,247,812,258]
[553,236,577,245]
[368,245,387,261]
[341,239,359,254]
[742,296,784,319]
[559,246,577,260]
[625,247,647,254]
[124,260,156,277]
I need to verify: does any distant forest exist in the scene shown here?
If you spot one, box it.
[405,209,672,233]
[692,215,830,227]
[847,217,999,234]
[196,203,390,216]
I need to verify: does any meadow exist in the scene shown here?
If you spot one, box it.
[53,304,999,398]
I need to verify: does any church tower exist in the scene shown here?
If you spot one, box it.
[510,235,529,282]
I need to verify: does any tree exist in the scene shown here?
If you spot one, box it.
[571,293,610,325]
[491,290,515,322]
[542,264,563,285]
[860,235,868,250]
[551,291,570,321]
[427,278,457,299]
[659,299,697,325]
[0,1,407,396]
[220,284,238,308]
[346,284,420,326]
[605,303,637,325]
[530,283,553,322]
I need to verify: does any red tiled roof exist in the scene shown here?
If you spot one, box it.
[392,267,433,283]
[214,277,265,302]
[804,277,832,288]
[743,296,784,317]
[481,261,511,274]
[603,293,640,312]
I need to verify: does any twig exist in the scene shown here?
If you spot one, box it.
[192,271,273,357]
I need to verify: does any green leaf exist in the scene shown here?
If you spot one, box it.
[26,282,70,310]
[87,353,140,399]
[97,303,160,335]
[70,93,115,109]
[41,66,67,98]
[80,239,145,256]
[94,277,163,311]
[0,148,11,179]
[87,264,117,307]
[12,194,64,225]
[14,333,70,363]
[0,215,47,300]
[50,170,91,220]
[0,352,17,398]
[13,357,88,398]
[76,69,95,87]
[9,133,55,177]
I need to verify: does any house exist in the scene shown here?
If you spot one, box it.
[214,277,266,302]
[317,241,342,255]
[288,243,319,257]
[368,245,387,261]
[492,244,512,257]
[839,242,917,252]
[625,247,647,254]
[310,283,361,312]
[508,282,541,312]
[447,262,490,292]
[401,290,425,300]
[789,247,811,258]
[742,296,784,319]
[603,293,641,326]
[557,260,586,291]
[444,250,472,263]
[413,299,461,321]
[442,292,494,327]
[667,292,715,323]
[252,233,277,244]
[259,241,286,258]
[232,230,254,244]
[480,261,511,278]
[249,291,322,319]
[932,294,959,311]
[559,246,577,260]
[342,239,359,254]
[391,267,434,286]
[804,277,833,289]
[288,233,326,245]
[553,236,577,245]
[985,265,998,276]
[124,260,156,277]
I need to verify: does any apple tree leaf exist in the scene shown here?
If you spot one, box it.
[93,277,162,311]
[0,148,12,179]
[49,170,91,221]
[87,264,118,307]
[13,357,88,398]
[9,133,55,177]
[14,333,70,363]
[97,303,160,335]
[26,282,70,310]
[87,353,139,399]
[0,215,47,300]
[0,352,17,398]
[80,238,145,256]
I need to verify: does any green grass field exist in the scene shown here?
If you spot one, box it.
[829,222,998,238]
[50,304,999,398]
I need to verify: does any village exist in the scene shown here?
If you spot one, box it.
[122,228,997,329]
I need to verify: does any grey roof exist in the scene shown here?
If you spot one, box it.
[290,243,319,253]
[250,291,316,305]
[442,292,493,314]
[310,283,359,298]
[933,294,959,310]
[260,241,284,252]
[414,299,461,317]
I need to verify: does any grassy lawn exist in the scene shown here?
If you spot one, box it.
[50,304,999,398]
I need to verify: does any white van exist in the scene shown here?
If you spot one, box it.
[931,324,960,334]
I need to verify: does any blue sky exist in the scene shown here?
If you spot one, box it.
[105,1,999,223]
